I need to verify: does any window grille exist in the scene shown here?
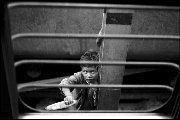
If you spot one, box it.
[8,2,180,113]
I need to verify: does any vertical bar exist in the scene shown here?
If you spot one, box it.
[2,3,18,119]
[1,4,19,118]
[98,9,134,110]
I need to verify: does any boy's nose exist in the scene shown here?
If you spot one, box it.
[87,73,92,78]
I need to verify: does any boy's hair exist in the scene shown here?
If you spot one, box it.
[80,49,99,69]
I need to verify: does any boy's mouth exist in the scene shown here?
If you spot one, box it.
[86,78,93,81]
[86,79,93,83]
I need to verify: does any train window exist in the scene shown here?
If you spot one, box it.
[4,1,180,119]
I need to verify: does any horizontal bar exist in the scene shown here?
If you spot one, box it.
[12,33,180,41]
[18,90,173,113]
[18,83,174,92]
[17,83,173,113]
[14,60,180,71]
[8,2,180,10]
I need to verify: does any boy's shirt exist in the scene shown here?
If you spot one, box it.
[59,72,99,110]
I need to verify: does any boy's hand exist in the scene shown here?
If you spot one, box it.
[64,96,74,105]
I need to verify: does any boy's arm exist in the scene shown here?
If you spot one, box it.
[61,88,72,97]
[62,88,74,105]
[59,75,78,104]
[59,72,81,93]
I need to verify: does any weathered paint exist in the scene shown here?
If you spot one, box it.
[10,8,102,59]
[9,8,179,61]
[97,10,133,110]
[129,10,179,61]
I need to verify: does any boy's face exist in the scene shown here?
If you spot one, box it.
[81,66,99,84]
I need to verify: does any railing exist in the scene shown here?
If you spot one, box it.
[18,83,174,92]
[15,60,180,70]
[12,33,180,41]
[18,83,175,113]
[8,2,179,10]
[15,59,179,112]
[9,2,180,113]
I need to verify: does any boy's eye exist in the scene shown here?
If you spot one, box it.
[82,70,96,74]
[91,71,95,74]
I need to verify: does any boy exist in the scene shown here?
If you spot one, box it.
[59,49,100,110]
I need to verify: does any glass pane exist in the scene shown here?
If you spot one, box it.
[8,3,179,112]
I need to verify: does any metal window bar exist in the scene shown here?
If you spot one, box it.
[16,60,179,91]
[16,60,179,98]
[18,83,174,113]
[16,59,179,93]
[8,2,180,10]
[18,84,174,92]
[18,96,168,113]
[15,60,180,71]
[13,33,179,112]
[8,2,179,113]
[16,59,179,113]
[12,33,180,41]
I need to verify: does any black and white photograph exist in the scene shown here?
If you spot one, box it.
[1,0,180,119]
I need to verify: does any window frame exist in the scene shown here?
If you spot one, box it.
[1,1,180,119]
